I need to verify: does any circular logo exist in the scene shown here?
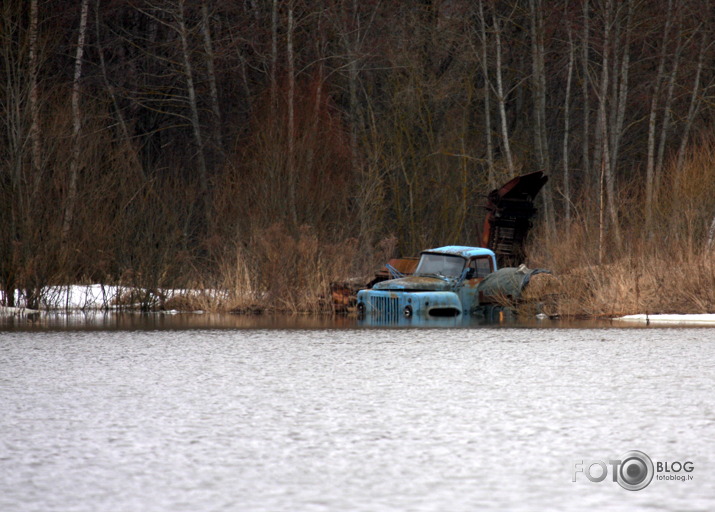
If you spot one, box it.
[617,450,654,491]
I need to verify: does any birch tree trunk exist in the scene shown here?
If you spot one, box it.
[607,4,622,169]
[536,3,549,178]
[645,0,674,231]
[529,0,554,229]
[608,0,631,186]
[28,0,40,177]
[492,8,514,176]
[655,28,682,182]
[563,26,575,223]
[595,0,620,248]
[581,0,590,182]
[347,21,360,171]
[675,29,707,176]
[271,0,278,110]
[303,5,325,191]
[599,156,605,264]
[286,3,298,225]
[591,2,604,197]
[530,0,544,171]
[339,0,382,254]
[476,0,494,187]
[62,0,89,243]
[177,0,209,206]
[201,3,224,155]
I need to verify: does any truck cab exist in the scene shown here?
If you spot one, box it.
[356,246,497,321]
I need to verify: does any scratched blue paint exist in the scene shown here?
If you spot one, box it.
[425,246,496,259]
[372,276,453,291]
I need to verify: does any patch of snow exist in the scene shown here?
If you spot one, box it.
[40,284,120,309]
[0,306,40,317]
[2,284,228,311]
[615,314,715,326]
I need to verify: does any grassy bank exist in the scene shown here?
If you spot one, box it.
[5,240,714,317]
[528,233,715,318]
[527,142,715,318]
[5,141,715,317]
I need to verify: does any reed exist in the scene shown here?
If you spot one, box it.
[529,140,715,318]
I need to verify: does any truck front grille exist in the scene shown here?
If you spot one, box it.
[369,295,400,321]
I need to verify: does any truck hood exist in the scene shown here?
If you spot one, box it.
[372,276,454,291]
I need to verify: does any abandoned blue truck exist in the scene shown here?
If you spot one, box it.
[355,245,556,324]
[356,246,499,322]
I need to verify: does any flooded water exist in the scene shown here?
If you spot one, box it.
[1,316,714,511]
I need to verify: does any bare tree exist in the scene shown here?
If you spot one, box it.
[581,0,590,182]
[655,23,684,183]
[492,5,514,176]
[608,0,632,187]
[28,0,40,176]
[476,0,495,187]
[645,0,674,231]
[201,2,224,155]
[177,0,209,205]
[562,14,575,223]
[529,0,555,229]
[675,27,709,176]
[332,0,382,250]
[95,0,144,180]
[346,0,363,169]
[286,1,297,224]
[62,0,90,242]
[593,0,620,250]
[271,0,278,110]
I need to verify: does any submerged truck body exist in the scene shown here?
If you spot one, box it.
[331,172,549,315]
[356,246,497,321]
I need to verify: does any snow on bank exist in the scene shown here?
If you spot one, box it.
[0,285,119,311]
[0,306,40,317]
[615,314,715,326]
[40,284,121,309]
[1,284,225,312]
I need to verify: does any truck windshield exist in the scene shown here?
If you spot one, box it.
[414,253,465,277]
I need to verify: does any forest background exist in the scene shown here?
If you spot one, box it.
[3,0,715,315]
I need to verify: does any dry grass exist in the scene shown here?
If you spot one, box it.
[518,272,562,317]
[550,249,715,317]
[527,140,715,318]
[199,223,361,314]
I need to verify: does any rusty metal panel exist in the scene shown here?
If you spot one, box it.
[481,171,548,267]
[373,257,419,279]
[367,257,419,288]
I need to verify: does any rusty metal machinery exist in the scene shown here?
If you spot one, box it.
[481,171,548,268]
